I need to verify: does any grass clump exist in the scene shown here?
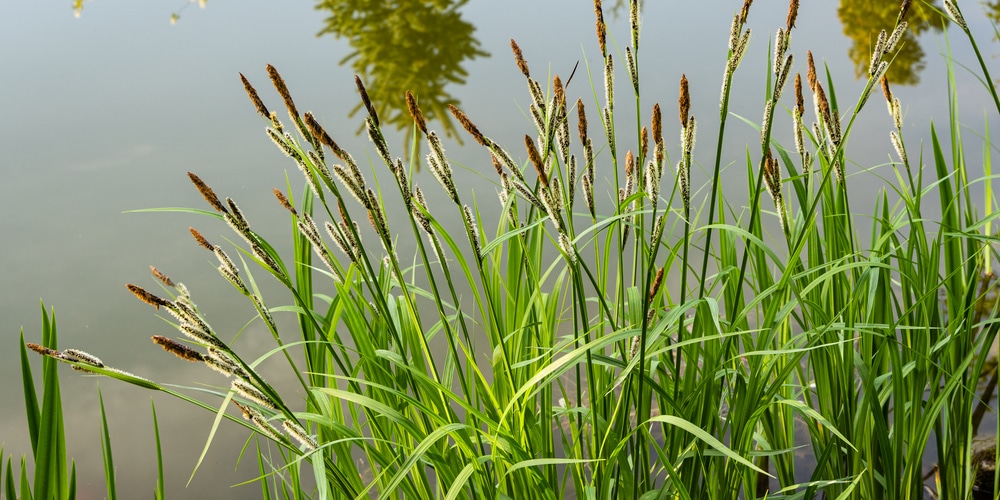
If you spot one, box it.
[19,0,1000,498]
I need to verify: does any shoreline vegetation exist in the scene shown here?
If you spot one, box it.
[10,0,1000,498]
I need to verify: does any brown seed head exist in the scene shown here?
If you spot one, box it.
[491,154,504,176]
[273,188,297,216]
[510,39,530,78]
[576,98,588,145]
[648,266,664,302]
[152,335,204,362]
[26,343,59,357]
[354,75,378,126]
[816,82,832,128]
[625,150,635,178]
[794,73,804,116]
[641,127,648,162]
[239,73,269,118]
[594,0,607,56]
[524,135,547,187]
[405,91,428,135]
[303,112,345,160]
[187,172,227,214]
[880,75,892,104]
[740,0,753,24]
[786,0,799,31]
[553,75,566,112]
[150,266,174,287]
[898,0,912,24]
[678,74,690,129]
[763,149,783,201]
[265,64,298,118]
[652,103,663,144]
[806,51,817,93]
[126,284,169,310]
[448,104,487,147]
[189,227,213,251]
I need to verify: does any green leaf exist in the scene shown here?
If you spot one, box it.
[99,387,117,500]
[645,415,771,477]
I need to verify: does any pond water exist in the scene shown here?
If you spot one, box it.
[2,0,999,498]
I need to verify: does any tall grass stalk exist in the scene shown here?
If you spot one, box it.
[23,0,1000,498]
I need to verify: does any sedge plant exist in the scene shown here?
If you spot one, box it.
[23,0,1000,498]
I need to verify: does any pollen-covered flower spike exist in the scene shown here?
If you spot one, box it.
[127,284,170,310]
[151,335,204,362]
[187,172,228,214]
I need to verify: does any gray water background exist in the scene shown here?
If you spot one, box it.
[2,1,998,498]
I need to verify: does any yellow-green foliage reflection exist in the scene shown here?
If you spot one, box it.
[838,0,943,85]
[315,0,488,140]
[985,0,1000,23]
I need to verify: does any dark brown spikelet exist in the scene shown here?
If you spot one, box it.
[187,172,228,214]
[524,135,547,187]
[740,0,753,24]
[338,203,350,226]
[127,284,169,310]
[897,0,911,24]
[265,64,298,118]
[273,188,297,216]
[648,266,665,302]
[239,73,270,118]
[152,335,204,362]
[577,99,588,144]
[786,0,799,31]
[880,75,892,103]
[652,103,663,144]
[150,266,175,287]
[816,83,832,128]
[806,51,818,93]
[794,73,804,115]
[405,91,428,135]
[354,75,378,126]
[641,127,649,162]
[448,105,487,147]
[510,39,530,78]
[303,112,345,160]
[553,75,566,112]
[763,149,783,201]
[594,0,607,56]
[189,227,213,251]
[491,154,504,176]
[26,343,59,357]
[678,74,690,129]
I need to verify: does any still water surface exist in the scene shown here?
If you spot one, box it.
[2,1,998,497]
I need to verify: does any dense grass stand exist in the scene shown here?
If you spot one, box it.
[11,0,1000,498]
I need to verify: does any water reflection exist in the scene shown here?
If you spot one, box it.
[837,0,943,85]
[986,1,1000,24]
[315,0,488,141]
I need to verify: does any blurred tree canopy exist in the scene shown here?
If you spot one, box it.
[316,0,488,140]
[837,0,944,85]
[985,0,1000,24]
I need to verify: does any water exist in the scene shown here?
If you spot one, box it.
[2,1,998,497]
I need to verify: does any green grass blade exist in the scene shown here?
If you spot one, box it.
[98,387,117,500]
[152,399,165,500]
[33,305,68,500]
[646,415,771,477]
[19,455,32,500]
[5,455,16,500]
[19,330,40,457]
[188,391,235,486]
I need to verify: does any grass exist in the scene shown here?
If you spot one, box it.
[12,0,1000,498]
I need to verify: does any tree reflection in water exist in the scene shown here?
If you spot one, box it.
[838,0,943,85]
[316,0,488,141]
[986,1,1000,24]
